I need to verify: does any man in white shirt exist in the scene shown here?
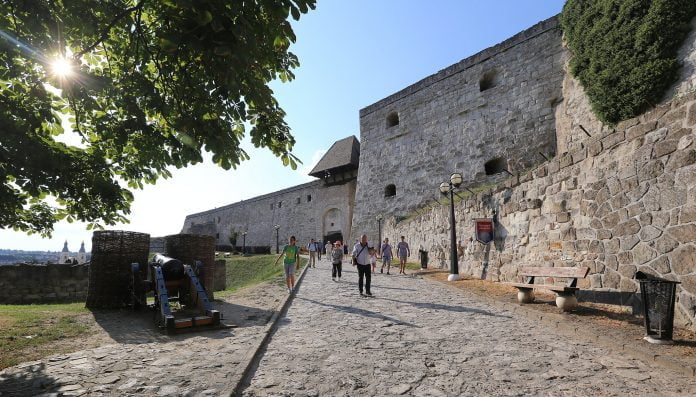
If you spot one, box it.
[324,241,332,261]
[307,238,317,268]
[352,234,372,297]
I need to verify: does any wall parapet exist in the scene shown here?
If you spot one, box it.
[0,263,90,304]
[359,16,560,117]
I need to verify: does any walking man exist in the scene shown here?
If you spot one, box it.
[325,240,332,261]
[352,234,372,296]
[380,238,393,275]
[307,238,317,268]
[397,236,411,274]
[316,239,322,261]
[274,235,300,293]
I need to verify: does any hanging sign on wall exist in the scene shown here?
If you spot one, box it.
[475,218,495,244]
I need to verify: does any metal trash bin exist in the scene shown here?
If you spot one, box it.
[636,271,680,344]
[419,249,428,269]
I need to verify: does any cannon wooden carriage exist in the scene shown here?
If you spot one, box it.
[130,253,221,332]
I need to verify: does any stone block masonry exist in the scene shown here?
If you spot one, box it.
[353,17,565,241]
[382,89,696,330]
[0,263,89,304]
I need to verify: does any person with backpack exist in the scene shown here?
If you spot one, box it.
[352,234,372,297]
[274,235,300,293]
[331,241,343,281]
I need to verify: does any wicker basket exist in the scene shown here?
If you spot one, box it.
[164,234,216,299]
[85,230,150,309]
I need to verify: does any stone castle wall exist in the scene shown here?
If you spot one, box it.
[382,85,696,329]
[182,179,356,249]
[0,264,89,304]
[352,17,565,241]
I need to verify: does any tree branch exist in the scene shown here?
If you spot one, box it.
[75,0,145,58]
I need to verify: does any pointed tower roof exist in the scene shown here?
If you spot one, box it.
[79,241,86,253]
[62,241,69,253]
[308,136,360,178]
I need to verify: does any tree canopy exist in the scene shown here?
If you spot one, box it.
[0,0,315,236]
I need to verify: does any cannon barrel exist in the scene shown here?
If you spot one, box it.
[152,253,185,280]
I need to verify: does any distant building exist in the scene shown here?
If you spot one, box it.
[58,241,89,264]
[59,241,70,264]
[77,242,87,264]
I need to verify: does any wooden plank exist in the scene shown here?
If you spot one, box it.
[519,266,590,278]
[506,282,578,293]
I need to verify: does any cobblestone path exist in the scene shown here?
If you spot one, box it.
[0,284,285,396]
[243,260,696,396]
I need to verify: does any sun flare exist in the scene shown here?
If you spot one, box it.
[50,57,73,78]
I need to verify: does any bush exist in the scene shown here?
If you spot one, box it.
[560,0,696,124]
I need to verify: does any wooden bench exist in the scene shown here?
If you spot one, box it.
[506,266,590,311]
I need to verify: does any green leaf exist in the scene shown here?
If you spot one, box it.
[195,10,213,25]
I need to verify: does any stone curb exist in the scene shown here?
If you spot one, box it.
[223,261,312,396]
[420,273,696,379]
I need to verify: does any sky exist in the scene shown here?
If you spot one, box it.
[0,0,564,252]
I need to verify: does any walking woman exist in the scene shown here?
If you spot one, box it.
[331,241,343,281]
[274,235,300,293]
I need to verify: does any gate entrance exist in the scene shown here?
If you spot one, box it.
[324,232,344,247]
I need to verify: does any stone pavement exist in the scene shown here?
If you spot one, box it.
[0,283,286,396]
[242,259,696,396]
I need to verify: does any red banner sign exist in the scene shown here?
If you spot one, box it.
[475,218,494,244]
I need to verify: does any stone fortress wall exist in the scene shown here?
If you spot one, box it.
[379,17,696,329]
[181,178,356,250]
[351,17,565,241]
[0,263,89,304]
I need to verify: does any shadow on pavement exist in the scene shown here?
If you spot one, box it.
[0,362,58,396]
[89,299,273,344]
[377,297,512,318]
[335,279,416,292]
[297,297,420,328]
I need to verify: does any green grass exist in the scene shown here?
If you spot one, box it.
[0,302,92,369]
[218,254,308,296]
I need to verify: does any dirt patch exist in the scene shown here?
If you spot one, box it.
[420,270,696,364]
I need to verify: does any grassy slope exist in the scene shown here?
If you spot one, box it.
[0,303,92,369]
[220,254,308,295]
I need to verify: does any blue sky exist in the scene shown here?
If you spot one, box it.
[1,0,564,252]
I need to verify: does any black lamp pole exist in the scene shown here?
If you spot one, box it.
[440,173,463,281]
[242,232,247,255]
[376,215,383,255]
[274,225,280,254]
[448,186,459,277]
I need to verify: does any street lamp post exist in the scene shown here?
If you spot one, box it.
[274,225,280,254]
[376,214,383,255]
[242,232,247,256]
[439,173,463,281]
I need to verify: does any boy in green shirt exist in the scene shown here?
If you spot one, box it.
[275,235,300,293]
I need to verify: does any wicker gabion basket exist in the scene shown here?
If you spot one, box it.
[164,234,216,298]
[85,230,150,309]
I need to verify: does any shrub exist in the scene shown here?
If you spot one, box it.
[560,0,696,124]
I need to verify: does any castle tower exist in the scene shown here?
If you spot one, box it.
[77,241,87,264]
[59,241,70,264]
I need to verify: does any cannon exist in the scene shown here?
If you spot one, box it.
[130,253,221,332]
